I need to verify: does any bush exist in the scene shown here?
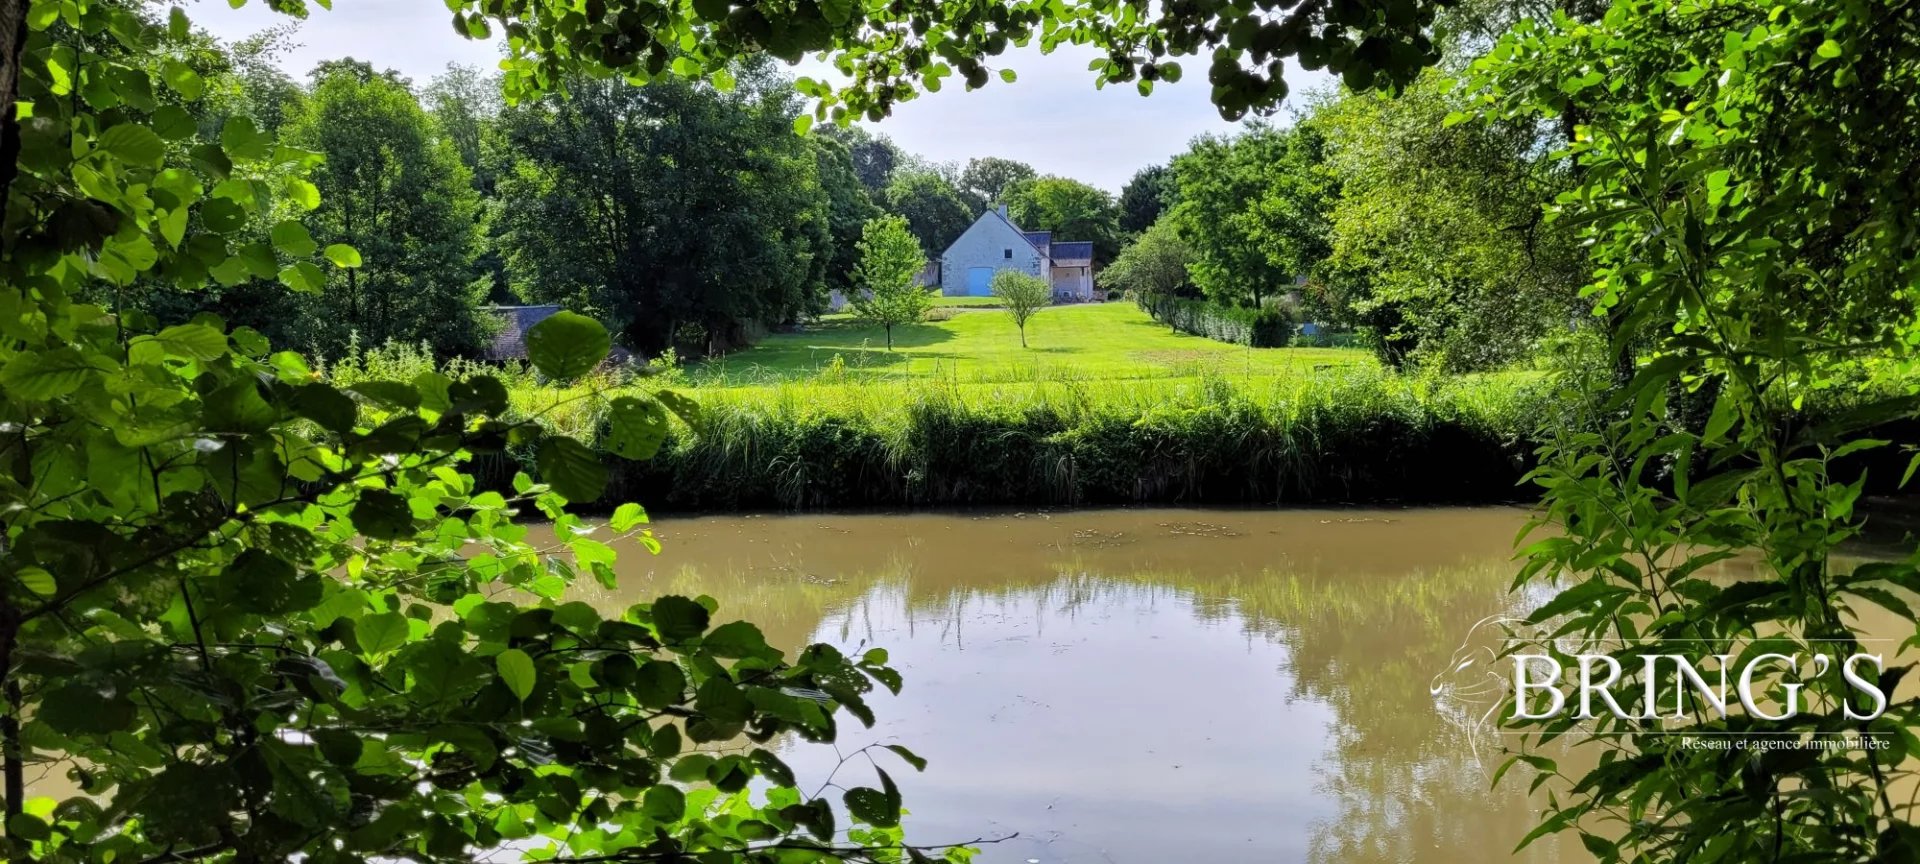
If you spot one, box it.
[1137,293,1294,347]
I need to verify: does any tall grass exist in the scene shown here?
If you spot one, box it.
[322,338,1552,511]
[582,369,1545,510]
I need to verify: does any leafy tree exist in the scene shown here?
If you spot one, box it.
[819,125,900,198]
[882,169,973,254]
[851,215,931,349]
[812,134,885,309]
[1168,124,1332,308]
[423,63,501,191]
[1310,72,1579,370]
[1118,164,1175,235]
[1469,0,1920,860]
[495,62,831,354]
[1102,218,1192,299]
[283,61,490,357]
[958,157,1036,205]
[990,270,1051,347]
[1003,175,1122,261]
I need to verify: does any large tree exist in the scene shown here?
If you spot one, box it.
[1102,217,1192,299]
[284,60,489,357]
[882,168,973,254]
[811,133,884,306]
[1118,164,1175,235]
[958,156,1036,205]
[1310,72,1580,370]
[495,60,831,354]
[1004,175,1122,261]
[1168,124,1333,308]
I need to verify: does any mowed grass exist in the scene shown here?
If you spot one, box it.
[691,301,1373,387]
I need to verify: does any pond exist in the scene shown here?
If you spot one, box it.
[547,507,1590,864]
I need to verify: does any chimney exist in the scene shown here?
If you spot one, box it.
[996,203,1008,219]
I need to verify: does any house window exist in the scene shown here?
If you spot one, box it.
[1003,249,1012,259]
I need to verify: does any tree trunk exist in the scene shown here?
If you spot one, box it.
[1019,325,1026,348]
[885,324,893,350]
[0,0,33,244]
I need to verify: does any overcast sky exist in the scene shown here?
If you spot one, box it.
[194,0,1329,192]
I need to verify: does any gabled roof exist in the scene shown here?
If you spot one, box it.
[485,304,561,360]
[947,208,1096,263]
[1049,241,1094,261]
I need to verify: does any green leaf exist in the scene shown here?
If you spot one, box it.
[202,198,247,233]
[280,260,327,293]
[496,648,536,702]
[793,114,813,136]
[161,60,203,100]
[654,389,704,433]
[999,68,1016,83]
[610,502,649,532]
[1816,38,1843,59]
[702,621,772,659]
[271,220,318,256]
[650,595,711,642]
[604,395,669,460]
[535,436,607,503]
[631,660,687,709]
[98,123,165,167]
[221,116,271,162]
[205,380,277,433]
[350,488,414,540]
[1,347,104,399]
[355,612,410,656]
[7,814,50,842]
[643,785,685,822]
[884,744,927,771]
[221,549,321,614]
[285,178,320,210]
[324,243,362,268]
[15,566,55,597]
[524,311,609,379]
[39,684,135,734]
[289,383,358,434]
[844,787,898,827]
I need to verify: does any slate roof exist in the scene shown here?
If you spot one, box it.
[486,304,561,360]
[1049,241,1094,261]
[1022,230,1052,250]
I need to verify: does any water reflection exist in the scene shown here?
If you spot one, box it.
[560,508,1587,864]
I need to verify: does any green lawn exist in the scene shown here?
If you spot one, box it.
[691,301,1373,387]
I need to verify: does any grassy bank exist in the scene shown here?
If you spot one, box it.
[691,301,1372,387]
[477,368,1550,511]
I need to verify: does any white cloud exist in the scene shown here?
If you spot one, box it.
[193,0,1330,192]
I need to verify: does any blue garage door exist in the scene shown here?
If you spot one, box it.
[967,267,994,296]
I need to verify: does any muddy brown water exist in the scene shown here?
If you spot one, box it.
[552,507,1592,864]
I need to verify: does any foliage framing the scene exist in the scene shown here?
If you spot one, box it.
[0,0,989,861]
[1469,0,1920,859]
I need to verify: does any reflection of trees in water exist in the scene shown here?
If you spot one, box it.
[566,543,1580,862]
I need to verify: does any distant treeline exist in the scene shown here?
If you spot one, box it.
[115,36,1130,361]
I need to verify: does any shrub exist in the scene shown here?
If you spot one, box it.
[1137,293,1294,347]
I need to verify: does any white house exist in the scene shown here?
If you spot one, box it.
[938,205,1096,302]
